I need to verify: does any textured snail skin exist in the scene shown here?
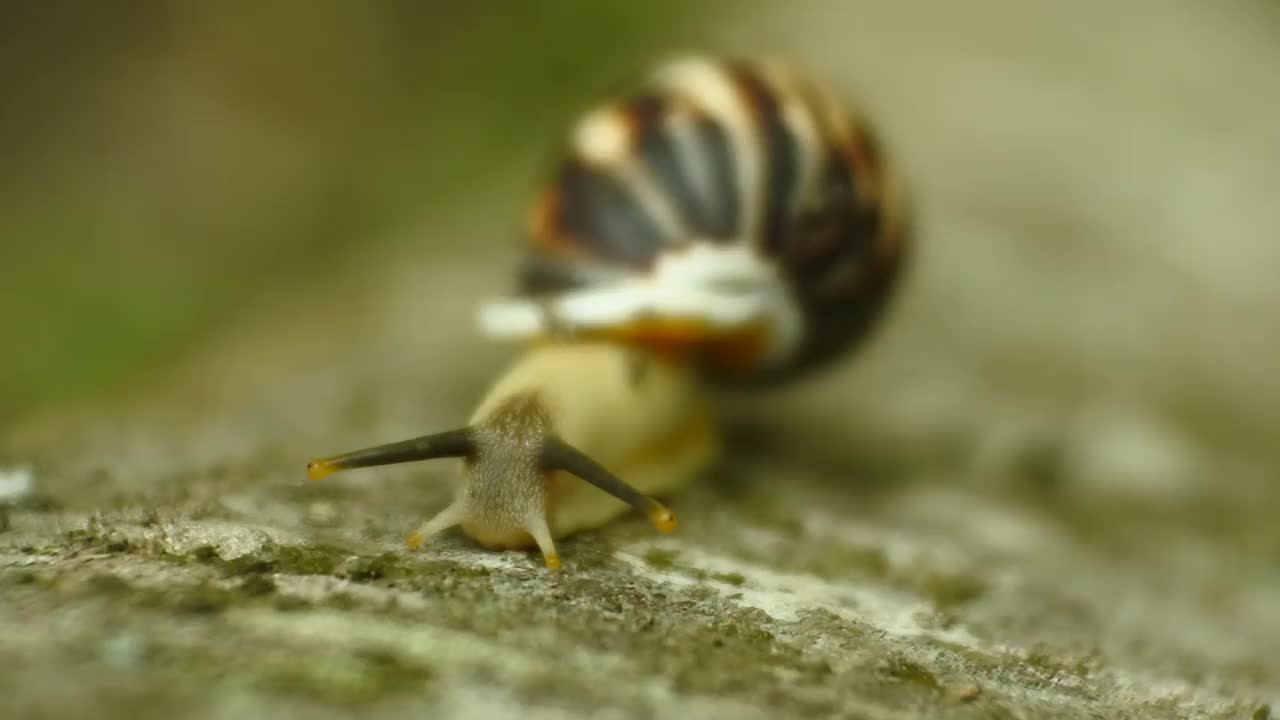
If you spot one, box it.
[309,341,714,569]
[437,341,713,563]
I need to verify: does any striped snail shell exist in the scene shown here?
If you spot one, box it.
[480,55,911,384]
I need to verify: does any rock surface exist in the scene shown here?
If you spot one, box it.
[2,3,1279,719]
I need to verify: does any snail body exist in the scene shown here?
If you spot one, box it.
[308,56,909,569]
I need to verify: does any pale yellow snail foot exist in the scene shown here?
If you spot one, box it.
[525,515,563,572]
[403,502,466,552]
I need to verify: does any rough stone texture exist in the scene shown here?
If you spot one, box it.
[3,2,1279,719]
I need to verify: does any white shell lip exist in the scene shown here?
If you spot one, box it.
[477,243,804,370]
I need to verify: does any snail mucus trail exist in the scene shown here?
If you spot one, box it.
[307,56,911,570]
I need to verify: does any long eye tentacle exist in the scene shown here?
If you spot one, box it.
[306,428,475,481]
[541,438,677,533]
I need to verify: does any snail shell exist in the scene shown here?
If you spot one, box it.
[480,55,911,384]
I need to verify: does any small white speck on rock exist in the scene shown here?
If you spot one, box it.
[304,501,339,527]
[945,682,982,703]
[218,494,261,517]
[100,633,147,669]
[0,465,34,501]
[1065,407,1199,500]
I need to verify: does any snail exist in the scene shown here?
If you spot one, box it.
[307,55,910,570]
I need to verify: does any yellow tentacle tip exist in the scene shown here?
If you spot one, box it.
[647,501,677,534]
[544,553,562,571]
[405,532,425,550]
[306,460,336,482]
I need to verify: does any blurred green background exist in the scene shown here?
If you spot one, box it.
[0,1,725,430]
[3,0,1278,446]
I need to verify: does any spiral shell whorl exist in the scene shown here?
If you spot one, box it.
[491,55,910,383]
